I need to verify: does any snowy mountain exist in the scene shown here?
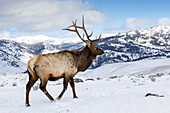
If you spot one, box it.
[0,39,60,73]
[92,25,170,68]
[117,25,170,50]
[0,25,170,73]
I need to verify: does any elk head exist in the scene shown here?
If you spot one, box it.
[63,16,104,57]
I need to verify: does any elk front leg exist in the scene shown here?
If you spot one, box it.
[69,78,78,98]
[58,75,70,99]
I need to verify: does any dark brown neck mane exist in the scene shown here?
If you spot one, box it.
[77,46,95,72]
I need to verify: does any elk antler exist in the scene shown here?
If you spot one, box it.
[63,15,101,43]
[62,19,86,42]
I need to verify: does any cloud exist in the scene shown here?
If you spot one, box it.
[0,32,10,38]
[123,18,149,29]
[0,0,105,33]
[157,18,170,26]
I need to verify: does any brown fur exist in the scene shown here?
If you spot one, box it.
[25,45,104,107]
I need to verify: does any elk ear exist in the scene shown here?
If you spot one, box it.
[85,41,91,47]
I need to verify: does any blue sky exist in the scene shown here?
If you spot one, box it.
[0,0,170,38]
[84,0,170,30]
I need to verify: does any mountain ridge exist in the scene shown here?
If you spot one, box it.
[0,25,170,73]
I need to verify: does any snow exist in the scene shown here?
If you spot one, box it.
[0,61,23,74]
[127,30,136,35]
[0,58,170,113]
[5,35,82,45]
[79,58,170,78]
[116,25,170,51]
[102,33,117,38]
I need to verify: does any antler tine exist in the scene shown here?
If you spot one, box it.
[82,15,85,27]
[63,19,77,30]
[62,28,75,32]
[74,19,77,26]
[91,34,101,43]
[89,31,93,37]
[62,20,76,31]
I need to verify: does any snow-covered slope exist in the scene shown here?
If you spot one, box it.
[117,25,170,50]
[1,58,170,113]
[0,39,60,73]
[78,58,170,78]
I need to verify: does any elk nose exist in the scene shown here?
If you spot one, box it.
[101,50,104,55]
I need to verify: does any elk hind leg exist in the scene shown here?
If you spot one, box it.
[25,71,38,107]
[40,77,54,101]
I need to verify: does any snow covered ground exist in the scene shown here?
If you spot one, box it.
[0,58,170,113]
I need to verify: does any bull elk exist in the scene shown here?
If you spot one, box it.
[25,16,104,106]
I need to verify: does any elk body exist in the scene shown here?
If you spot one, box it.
[25,16,104,107]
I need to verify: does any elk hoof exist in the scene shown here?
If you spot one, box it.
[74,96,78,98]
[57,97,61,100]
[25,104,31,107]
